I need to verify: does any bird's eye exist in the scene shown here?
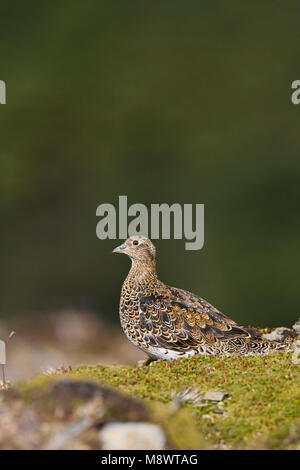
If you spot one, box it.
[133,240,139,246]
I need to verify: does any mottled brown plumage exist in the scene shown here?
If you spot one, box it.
[113,236,285,360]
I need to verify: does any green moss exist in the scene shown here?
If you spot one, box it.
[15,374,54,398]
[8,351,299,449]
[68,352,299,449]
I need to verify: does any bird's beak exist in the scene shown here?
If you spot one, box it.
[112,243,126,254]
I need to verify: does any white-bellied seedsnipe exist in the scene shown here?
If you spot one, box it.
[113,236,286,361]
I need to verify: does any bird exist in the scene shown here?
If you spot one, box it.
[113,235,286,362]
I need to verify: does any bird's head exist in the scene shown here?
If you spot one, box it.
[112,236,156,265]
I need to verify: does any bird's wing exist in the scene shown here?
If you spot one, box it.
[139,284,261,352]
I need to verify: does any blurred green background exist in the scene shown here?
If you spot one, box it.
[0,0,300,328]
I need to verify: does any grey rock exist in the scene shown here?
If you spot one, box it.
[45,416,95,450]
[99,422,166,450]
[262,327,294,342]
[171,387,204,406]
[172,387,229,406]
[203,390,229,402]
[292,339,300,365]
[202,414,214,420]
[49,378,148,422]
[0,378,149,449]
[292,319,300,337]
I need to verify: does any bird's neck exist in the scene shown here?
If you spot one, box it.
[125,260,158,290]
